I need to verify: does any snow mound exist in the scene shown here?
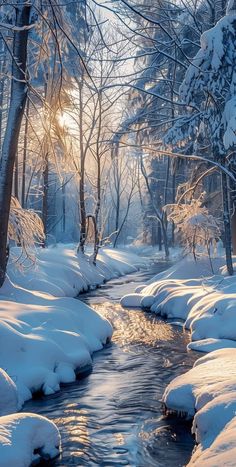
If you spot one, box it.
[188,338,236,353]
[163,348,236,417]
[163,349,236,466]
[0,286,112,402]
[0,245,149,403]
[0,369,18,415]
[0,413,60,467]
[143,255,225,283]
[121,255,236,348]
[8,245,148,297]
[0,244,148,464]
[189,416,236,466]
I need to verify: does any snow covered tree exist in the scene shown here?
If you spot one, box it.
[166,194,222,272]
[165,0,236,275]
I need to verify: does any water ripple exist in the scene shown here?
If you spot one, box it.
[26,265,197,467]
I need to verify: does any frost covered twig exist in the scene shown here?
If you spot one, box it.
[8,197,45,266]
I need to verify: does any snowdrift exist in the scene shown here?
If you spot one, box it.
[0,244,147,404]
[0,281,113,403]
[121,255,236,347]
[0,244,146,466]
[121,254,236,466]
[163,349,236,467]
[8,245,148,297]
[0,413,60,467]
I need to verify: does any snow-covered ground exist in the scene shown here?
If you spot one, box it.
[121,254,236,466]
[0,413,60,467]
[0,244,148,467]
[164,349,236,466]
[9,244,148,297]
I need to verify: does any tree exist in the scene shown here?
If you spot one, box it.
[165,0,236,274]
[166,193,221,273]
[0,1,31,287]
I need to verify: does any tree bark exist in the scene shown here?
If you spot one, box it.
[158,223,162,251]
[77,81,86,253]
[92,93,102,265]
[21,96,29,207]
[0,2,31,287]
[0,47,7,152]
[42,152,49,247]
[222,171,233,275]
[14,152,19,199]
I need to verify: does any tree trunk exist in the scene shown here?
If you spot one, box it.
[21,96,29,208]
[42,152,49,247]
[229,156,236,255]
[222,172,233,275]
[62,181,66,234]
[231,208,236,255]
[171,171,176,246]
[14,152,19,199]
[161,220,169,258]
[158,223,162,251]
[92,94,102,265]
[78,81,86,253]
[0,2,31,287]
[0,47,7,152]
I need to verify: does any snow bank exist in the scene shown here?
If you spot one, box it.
[163,349,236,466]
[121,255,236,465]
[190,416,236,466]
[0,244,146,465]
[8,245,148,297]
[0,279,112,403]
[121,255,236,345]
[163,348,236,417]
[0,369,19,415]
[0,363,61,467]
[0,244,147,402]
[0,413,60,467]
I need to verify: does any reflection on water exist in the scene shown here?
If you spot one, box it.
[95,302,176,348]
[26,262,197,467]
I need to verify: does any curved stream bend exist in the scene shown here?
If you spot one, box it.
[26,261,197,467]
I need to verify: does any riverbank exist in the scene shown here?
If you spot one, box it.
[121,254,236,466]
[0,245,148,467]
[25,263,196,467]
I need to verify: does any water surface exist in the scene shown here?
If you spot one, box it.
[26,260,197,467]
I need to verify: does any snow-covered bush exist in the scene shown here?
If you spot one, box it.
[8,197,45,265]
[165,196,221,268]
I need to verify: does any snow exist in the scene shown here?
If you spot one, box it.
[163,348,236,416]
[121,255,236,344]
[0,245,148,403]
[0,413,60,467]
[163,349,236,466]
[166,1,236,153]
[8,244,147,297]
[0,285,112,402]
[0,244,146,466]
[187,337,236,353]
[0,369,19,415]
[190,417,236,466]
[121,253,236,465]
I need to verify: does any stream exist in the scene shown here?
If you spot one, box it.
[26,260,197,467]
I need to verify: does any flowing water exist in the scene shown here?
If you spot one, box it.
[26,260,198,467]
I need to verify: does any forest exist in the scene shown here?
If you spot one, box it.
[0,1,236,466]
